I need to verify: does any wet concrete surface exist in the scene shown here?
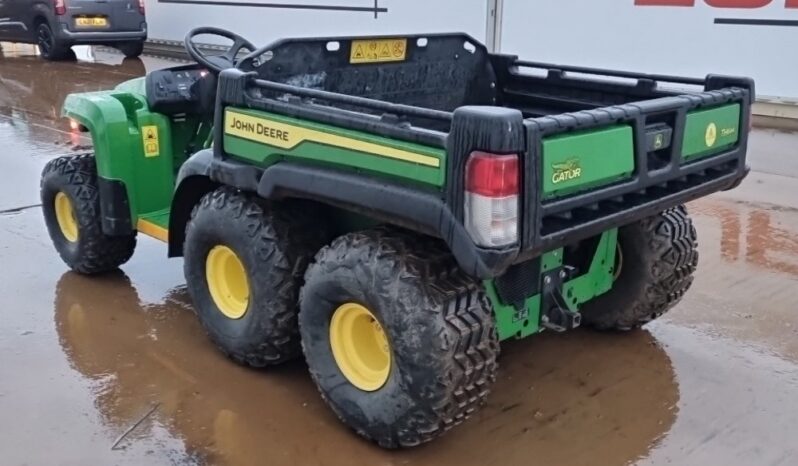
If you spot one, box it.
[1,43,797,466]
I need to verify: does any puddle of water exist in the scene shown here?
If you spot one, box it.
[674,198,798,360]
[641,321,798,466]
[50,270,681,466]
[1,200,797,466]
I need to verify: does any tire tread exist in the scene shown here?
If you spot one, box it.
[301,228,499,448]
[186,187,327,367]
[41,154,136,274]
[583,206,698,331]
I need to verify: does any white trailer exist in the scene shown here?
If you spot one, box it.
[144,0,798,100]
[500,0,798,100]
[144,0,487,45]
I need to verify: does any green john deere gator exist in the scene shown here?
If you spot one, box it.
[40,27,754,448]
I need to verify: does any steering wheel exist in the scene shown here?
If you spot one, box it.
[184,27,256,73]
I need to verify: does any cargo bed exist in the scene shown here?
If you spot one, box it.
[205,33,753,278]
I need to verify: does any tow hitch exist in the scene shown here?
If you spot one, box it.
[540,266,582,332]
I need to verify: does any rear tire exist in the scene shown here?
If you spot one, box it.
[41,154,137,274]
[117,41,144,58]
[581,206,698,330]
[299,228,500,448]
[183,187,328,367]
[36,22,71,61]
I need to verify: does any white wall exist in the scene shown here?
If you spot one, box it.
[500,0,798,99]
[144,0,487,46]
[144,0,797,100]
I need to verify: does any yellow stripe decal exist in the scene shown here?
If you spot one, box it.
[224,110,441,168]
[137,219,168,243]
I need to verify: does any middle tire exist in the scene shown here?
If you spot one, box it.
[299,228,500,448]
[183,187,328,367]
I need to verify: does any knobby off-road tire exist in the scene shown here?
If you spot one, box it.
[41,154,137,274]
[299,228,500,448]
[582,205,698,331]
[183,187,328,367]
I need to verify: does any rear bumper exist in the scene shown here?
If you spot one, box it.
[519,88,752,261]
[441,86,753,277]
[56,24,147,43]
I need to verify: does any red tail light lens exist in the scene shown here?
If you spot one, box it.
[54,0,66,15]
[138,0,145,14]
[464,152,520,248]
[466,152,519,197]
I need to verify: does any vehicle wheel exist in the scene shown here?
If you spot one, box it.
[117,41,144,58]
[183,187,328,367]
[36,22,71,60]
[581,206,698,331]
[299,228,500,448]
[41,154,137,274]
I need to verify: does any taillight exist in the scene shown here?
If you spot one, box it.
[54,0,66,15]
[464,151,519,248]
[138,0,145,14]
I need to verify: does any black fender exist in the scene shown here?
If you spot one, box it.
[256,162,518,279]
[169,149,263,257]
[168,150,219,257]
[168,149,268,256]
[97,177,134,236]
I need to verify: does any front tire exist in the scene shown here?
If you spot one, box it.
[581,206,698,330]
[36,22,71,61]
[183,187,327,367]
[299,229,500,448]
[41,155,137,274]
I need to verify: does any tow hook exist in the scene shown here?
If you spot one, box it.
[540,266,581,332]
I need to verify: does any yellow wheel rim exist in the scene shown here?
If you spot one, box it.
[206,246,250,319]
[330,303,391,392]
[54,192,79,242]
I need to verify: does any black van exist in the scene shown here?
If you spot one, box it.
[0,0,147,60]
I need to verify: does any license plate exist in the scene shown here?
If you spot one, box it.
[75,17,108,27]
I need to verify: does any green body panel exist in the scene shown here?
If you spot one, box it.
[562,228,617,310]
[487,229,618,341]
[486,284,543,341]
[542,126,635,199]
[62,79,211,229]
[682,104,741,160]
[115,76,147,95]
[140,209,170,229]
[222,108,446,187]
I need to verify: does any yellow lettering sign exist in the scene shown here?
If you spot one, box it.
[223,110,440,168]
[551,159,582,184]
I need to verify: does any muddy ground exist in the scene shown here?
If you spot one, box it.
[1,43,797,466]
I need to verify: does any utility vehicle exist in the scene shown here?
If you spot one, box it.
[40,27,753,448]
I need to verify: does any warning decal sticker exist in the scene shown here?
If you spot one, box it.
[142,125,160,158]
[350,38,407,64]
